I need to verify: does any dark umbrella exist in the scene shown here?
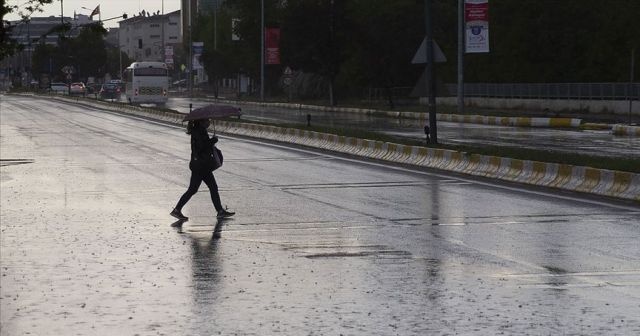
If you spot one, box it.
[183,104,242,121]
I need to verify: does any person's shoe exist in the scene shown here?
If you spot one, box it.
[170,209,188,221]
[216,209,235,219]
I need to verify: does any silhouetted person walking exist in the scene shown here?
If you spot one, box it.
[171,119,234,221]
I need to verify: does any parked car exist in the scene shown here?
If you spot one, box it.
[109,79,126,92]
[69,82,86,95]
[85,83,99,95]
[50,82,68,94]
[98,83,121,100]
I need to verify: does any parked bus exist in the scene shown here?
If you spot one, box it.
[123,62,168,105]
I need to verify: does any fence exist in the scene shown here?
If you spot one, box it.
[365,83,639,101]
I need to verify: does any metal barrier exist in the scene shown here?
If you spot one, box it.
[444,83,639,100]
[365,83,639,101]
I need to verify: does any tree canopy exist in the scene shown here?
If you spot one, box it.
[1,0,54,59]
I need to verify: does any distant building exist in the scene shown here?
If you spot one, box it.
[118,10,182,63]
[0,14,96,86]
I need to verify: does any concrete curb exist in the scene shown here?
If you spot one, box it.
[612,124,640,137]
[45,95,639,203]
[205,98,583,129]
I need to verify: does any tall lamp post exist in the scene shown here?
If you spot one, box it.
[260,0,265,101]
[457,0,464,114]
[161,0,165,63]
[424,0,438,144]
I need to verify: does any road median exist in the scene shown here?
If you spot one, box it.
[205,97,583,128]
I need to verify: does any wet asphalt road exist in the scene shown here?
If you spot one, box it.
[1,95,640,335]
[167,97,640,159]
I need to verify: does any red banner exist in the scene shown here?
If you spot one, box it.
[265,28,280,65]
[465,1,488,22]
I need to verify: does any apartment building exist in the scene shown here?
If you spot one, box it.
[118,10,182,63]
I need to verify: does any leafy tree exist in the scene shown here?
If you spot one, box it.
[281,0,348,105]
[72,23,108,79]
[1,0,55,59]
[194,10,237,97]
[31,42,57,79]
[338,0,425,107]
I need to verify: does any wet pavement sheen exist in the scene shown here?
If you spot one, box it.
[2,95,640,335]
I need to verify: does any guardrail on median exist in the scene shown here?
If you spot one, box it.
[612,124,640,137]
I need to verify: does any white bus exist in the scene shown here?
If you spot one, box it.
[123,62,168,105]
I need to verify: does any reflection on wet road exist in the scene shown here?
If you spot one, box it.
[2,95,639,335]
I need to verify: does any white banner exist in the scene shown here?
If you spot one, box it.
[465,0,489,53]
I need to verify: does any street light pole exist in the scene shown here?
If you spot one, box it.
[161,0,165,63]
[260,0,265,101]
[188,0,193,97]
[630,48,636,125]
[214,0,218,50]
[424,0,438,144]
[119,28,122,79]
[457,0,464,114]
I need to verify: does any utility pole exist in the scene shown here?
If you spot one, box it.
[214,0,218,50]
[260,0,265,101]
[161,0,165,62]
[457,0,464,114]
[630,48,636,125]
[119,28,122,79]
[214,0,219,98]
[61,0,64,25]
[188,0,193,98]
[424,0,438,144]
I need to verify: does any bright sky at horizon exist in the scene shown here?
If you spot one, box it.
[6,0,181,28]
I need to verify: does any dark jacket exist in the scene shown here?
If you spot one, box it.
[189,126,218,171]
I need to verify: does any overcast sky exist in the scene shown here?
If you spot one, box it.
[6,0,181,28]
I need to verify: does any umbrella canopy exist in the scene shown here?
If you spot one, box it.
[183,104,242,121]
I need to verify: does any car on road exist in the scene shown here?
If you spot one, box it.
[69,82,86,96]
[50,82,68,94]
[98,83,121,100]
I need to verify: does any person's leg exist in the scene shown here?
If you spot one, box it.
[175,170,204,211]
[202,171,223,212]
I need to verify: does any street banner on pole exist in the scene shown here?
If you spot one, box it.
[265,28,280,65]
[232,19,241,41]
[165,46,174,65]
[465,0,489,53]
[192,42,204,70]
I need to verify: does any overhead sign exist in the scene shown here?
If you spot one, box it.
[465,0,490,53]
